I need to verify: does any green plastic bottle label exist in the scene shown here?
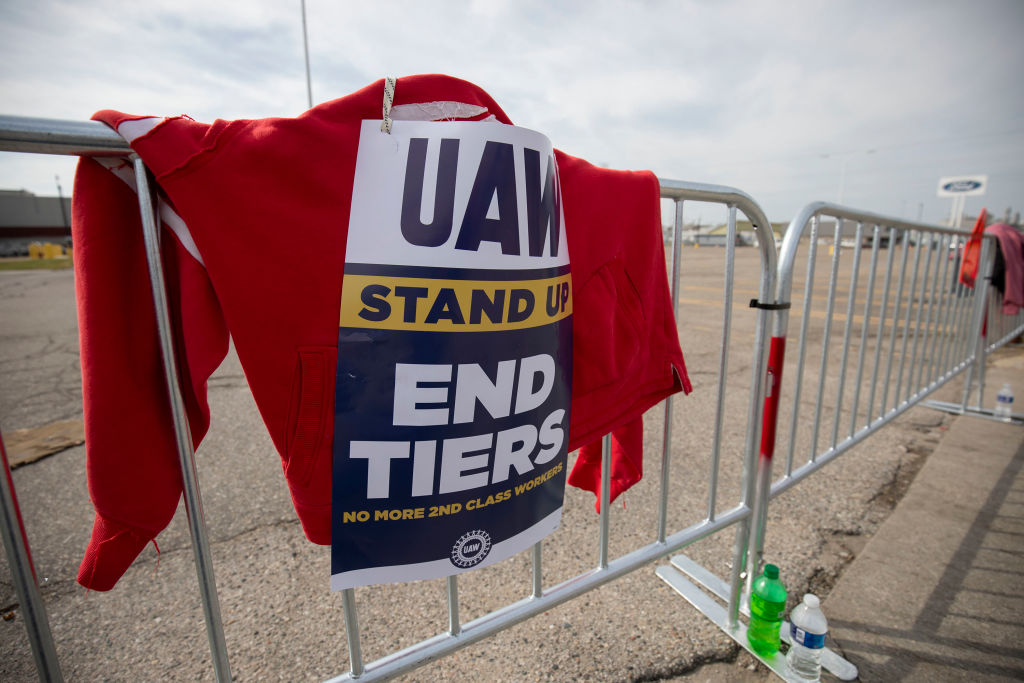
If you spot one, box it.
[750,593,785,620]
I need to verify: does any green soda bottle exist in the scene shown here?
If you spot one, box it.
[747,563,787,655]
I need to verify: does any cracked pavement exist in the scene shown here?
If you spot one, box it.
[0,252,967,681]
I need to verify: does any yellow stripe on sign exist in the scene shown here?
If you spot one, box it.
[340,273,573,332]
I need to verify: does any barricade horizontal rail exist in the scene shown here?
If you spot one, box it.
[0,114,128,156]
[0,113,782,681]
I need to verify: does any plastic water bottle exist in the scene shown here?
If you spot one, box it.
[748,563,787,655]
[995,383,1014,421]
[786,593,827,681]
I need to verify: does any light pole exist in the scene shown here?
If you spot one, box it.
[301,0,313,109]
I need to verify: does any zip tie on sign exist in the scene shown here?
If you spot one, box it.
[381,77,396,133]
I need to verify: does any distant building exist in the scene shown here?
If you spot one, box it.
[0,189,72,256]
[699,220,787,247]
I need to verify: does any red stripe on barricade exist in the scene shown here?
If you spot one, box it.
[759,336,786,461]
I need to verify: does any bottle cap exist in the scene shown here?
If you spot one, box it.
[764,564,779,579]
[803,593,820,608]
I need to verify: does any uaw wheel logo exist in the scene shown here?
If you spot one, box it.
[450,530,492,568]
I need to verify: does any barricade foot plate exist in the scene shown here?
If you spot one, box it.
[923,399,1024,424]
[656,555,858,681]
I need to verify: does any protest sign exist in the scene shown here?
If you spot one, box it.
[331,119,571,590]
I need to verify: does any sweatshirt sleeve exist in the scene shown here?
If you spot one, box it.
[72,155,229,591]
[557,150,691,509]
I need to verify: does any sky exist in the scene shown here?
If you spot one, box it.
[1,0,1022,226]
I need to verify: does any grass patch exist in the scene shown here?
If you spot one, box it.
[0,258,74,271]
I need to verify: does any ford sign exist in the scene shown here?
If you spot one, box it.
[943,180,981,192]
[937,175,987,197]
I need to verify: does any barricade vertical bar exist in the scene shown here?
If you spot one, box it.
[956,244,975,357]
[810,219,844,460]
[932,234,952,382]
[531,543,543,598]
[913,235,938,391]
[957,247,978,366]
[991,294,1005,347]
[849,224,880,435]
[988,295,1000,347]
[961,275,977,363]
[945,259,969,377]
[959,311,980,411]
[881,229,912,415]
[784,216,821,476]
[961,240,993,411]
[927,235,949,385]
[742,357,776,593]
[726,205,752,609]
[978,250,996,404]
[945,267,965,376]
[726,523,746,631]
[447,576,461,636]
[598,433,611,569]
[832,222,864,447]
[894,232,924,407]
[708,206,737,521]
[906,234,936,401]
[928,235,955,384]
[659,199,685,539]
[866,225,897,423]
[943,235,961,373]
[341,588,364,678]
[915,234,944,390]
[746,326,787,602]
[739,225,775,602]
[131,156,232,683]
[0,436,63,683]
[977,298,991,407]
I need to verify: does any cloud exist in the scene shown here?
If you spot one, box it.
[1,0,1021,223]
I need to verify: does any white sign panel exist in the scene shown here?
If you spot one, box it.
[331,119,572,591]
[937,175,988,197]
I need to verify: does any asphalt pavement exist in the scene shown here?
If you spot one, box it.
[1,260,1022,682]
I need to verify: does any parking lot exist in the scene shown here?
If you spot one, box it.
[0,245,980,680]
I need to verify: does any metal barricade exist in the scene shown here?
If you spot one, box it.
[766,202,1023,498]
[769,203,995,492]
[0,114,782,681]
[661,201,1022,680]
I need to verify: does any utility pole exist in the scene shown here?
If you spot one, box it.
[55,175,68,230]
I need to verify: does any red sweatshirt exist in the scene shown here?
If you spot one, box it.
[72,75,689,591]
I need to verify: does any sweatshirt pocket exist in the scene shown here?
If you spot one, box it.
[285,346,336,487]
[572,257,645,396]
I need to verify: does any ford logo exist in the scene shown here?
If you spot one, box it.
[942,180,982,192]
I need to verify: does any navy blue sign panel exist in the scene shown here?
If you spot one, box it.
[331,120,571,590]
